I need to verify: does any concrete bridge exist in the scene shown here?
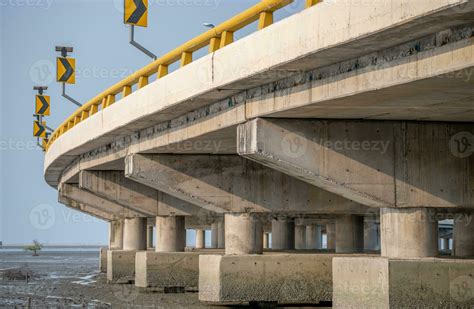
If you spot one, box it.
[44,0,474,306]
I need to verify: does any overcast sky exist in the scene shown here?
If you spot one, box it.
[0,0,304,245]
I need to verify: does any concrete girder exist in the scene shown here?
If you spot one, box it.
[58,194,113,222]
[238,118,474,209]
[124,153,371,215]
[79,170,215,218]
[59,183,143,218]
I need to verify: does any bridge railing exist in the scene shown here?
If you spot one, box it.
[46,0,320,151]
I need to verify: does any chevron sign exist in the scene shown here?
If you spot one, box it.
[35,95,50,116]
[33,121,46,138]
[56,57,75,84]
[124,0,148,27]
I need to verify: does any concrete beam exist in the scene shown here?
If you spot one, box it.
[79,170,211,217]
[59,184,141,218]
[238,118,474,209]
[58,195,113,222]
[125,154,371,215]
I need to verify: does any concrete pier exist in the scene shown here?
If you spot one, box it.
[381,208,438,258]
[453,213,474,257]
[147,225,154,249]
[217,220,225,249]
[326,224,335,250]
[155,216,186,252]
[271,217,295,250]
[263,233,270,249]
[335,215,364,253]
[364,216,380,252]
[225,213,263,255]
[123,217,147,251]
[195,229,205,249]
[306,224,322,250]
[295,225,306,250]
[109,219,124,250]
[211,222,218,249]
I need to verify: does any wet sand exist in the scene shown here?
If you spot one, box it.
[0,249,211,308]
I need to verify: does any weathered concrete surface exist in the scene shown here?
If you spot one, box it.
[333,256,474,308]
[58,195,113,221]
[238,118,474,209]
[125,154,370,214]
[199,253,334,304]
[225,213,263,255]
[155,216,186,252]
[99,248,107,273]
[59,184,140,218]
[453,212,474,257]
[123,217,147,251]
[336,215,364,253]
[109,220,124,250]
[45,0,474,188]
[295,225,306,250]
[306,224,322,250]
[271,217,295,250]
[381,208,438,258]
[107,250,138,283]
[135,251,223,289]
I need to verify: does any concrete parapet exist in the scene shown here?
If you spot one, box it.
[199,253,335,305]
[135,251,224,291]
[107,250,139,284]
[333,256,474,308]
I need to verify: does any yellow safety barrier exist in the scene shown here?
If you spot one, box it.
[46,0,322,151]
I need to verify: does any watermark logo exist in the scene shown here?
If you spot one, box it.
[112,284,138,302]
[450,275,473,302]
[29,204,56,230]
[0,0,53,9]
[29,59,54,85]
[449,132,474,158]
[281,132,308,159]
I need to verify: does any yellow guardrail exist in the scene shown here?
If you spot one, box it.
[45,0,321,151]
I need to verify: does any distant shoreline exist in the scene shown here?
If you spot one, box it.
[0,245,106,249]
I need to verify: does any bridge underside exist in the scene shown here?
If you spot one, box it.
[46,1,474,306]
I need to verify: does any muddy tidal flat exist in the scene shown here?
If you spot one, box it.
[0,248,210,308]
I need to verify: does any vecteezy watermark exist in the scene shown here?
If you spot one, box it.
[449,132,474,159]
[30,204,102,230]
[0,0,53,9]
[112,284,138,303]
[280,132,391,159]
[30,204,56,230]
[113,0,221,14]
[29,59,54,86]
[450,275,473,302]
[0,139,38,151]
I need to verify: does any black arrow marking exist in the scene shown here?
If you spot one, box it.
[59,58,74,82]
[127,0,146,24]
[35,122,45,137]
[37,96,49,115]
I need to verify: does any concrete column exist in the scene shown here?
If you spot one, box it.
[155,216,186,252]
[218,220,225,249]
[271,217,295,250]
[211,222,218,249]
[263,233,270,249]
[381,208,438,258]
[306,225,322,250]
[364,216,380,252]
[195,229,205,249]
[326,223,335,250]
[109,219,124,250]
[123,217,147,251]
[147,225,154,249]
[336,215,364,253]
[295,225,306,250]
[441,238,449,252]
[225,213,263,255]
[453,213,474,257]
